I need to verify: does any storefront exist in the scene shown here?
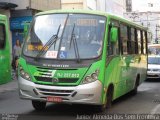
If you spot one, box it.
[10,16,32,47]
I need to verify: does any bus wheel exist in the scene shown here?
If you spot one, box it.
[32,100,46,111]
[106,86,113,108]
[131,77,140,95]
[96,86,113,112]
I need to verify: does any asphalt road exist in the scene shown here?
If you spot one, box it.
[0,79,160,120]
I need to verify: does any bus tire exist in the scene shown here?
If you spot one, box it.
[131,76,140,95]
[106,85,113,109]
[32,100,46,111]
[96,85,113,112]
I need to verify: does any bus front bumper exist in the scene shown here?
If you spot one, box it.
[18,76,103,105]
[147,71,160,78]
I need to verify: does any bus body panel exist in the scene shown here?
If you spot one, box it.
[0,15,11,84]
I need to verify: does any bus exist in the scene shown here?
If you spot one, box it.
[18,10,148,112]
[147,44,160,79]
[0,14,11,84]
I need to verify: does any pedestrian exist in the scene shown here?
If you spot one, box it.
[12,39,21,70]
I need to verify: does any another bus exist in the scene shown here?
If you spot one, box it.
[147,44,160,79]
[18,10,148,112]
[0,14,11,84]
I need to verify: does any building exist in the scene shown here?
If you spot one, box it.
[124,0,160,43]
[61,0,126,17]
[126,0,132,12]
[61,0,97,10]
[99,0,126,16]
[0,0,61,49]
[132,0,160,12]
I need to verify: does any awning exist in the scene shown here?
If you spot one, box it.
[0,2,18,9]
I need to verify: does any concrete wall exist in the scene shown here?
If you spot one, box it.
[61,0,84,9]
[61,0,96,10]
[31,0,61,11]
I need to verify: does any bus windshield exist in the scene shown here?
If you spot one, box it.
[148,57,160,64]
[148,44,160,55]
[23,14,106,60]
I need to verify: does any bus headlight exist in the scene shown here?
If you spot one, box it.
[91,73,98,80]
[19,66,31,81]
[82,70,99,84]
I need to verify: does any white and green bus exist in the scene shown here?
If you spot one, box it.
[18,10,148,112]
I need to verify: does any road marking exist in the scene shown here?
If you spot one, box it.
[150,104,160,114]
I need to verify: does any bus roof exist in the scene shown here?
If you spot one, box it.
[36,9,147,30]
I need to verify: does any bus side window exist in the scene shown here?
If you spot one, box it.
[135,29,138,54]
[141,30,144,54]
[137,30,141,54]
[0,24,5,49]
[108,21,119,56]
[143,31,147,54]
[130,27,136,54]
[120,24,128,55]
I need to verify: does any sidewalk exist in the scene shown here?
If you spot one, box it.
[0,70,18,93]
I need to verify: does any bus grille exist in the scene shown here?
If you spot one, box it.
[34,76,79,83]
[36,88,74,97]
[35,67,79,83]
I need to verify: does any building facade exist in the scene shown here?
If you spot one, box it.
[132,0,160,12]
[126,0,132,12]
[61,0,97,10]
[96,0,126,16]
[124,0,160,43]
[0,0,61,49]
[61,0,126,16]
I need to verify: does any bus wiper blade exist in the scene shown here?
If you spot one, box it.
[35,24,61,60]
[69,24,80,63]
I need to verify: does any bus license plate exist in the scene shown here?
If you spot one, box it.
[47,96,62,103]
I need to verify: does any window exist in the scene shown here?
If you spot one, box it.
[120,24,128,55]
[135,29,138,54]
[143,31,147,54]
[0,24,5,49]
[130,28,136,54]
[137,30,141,54]
[108,20,119,56]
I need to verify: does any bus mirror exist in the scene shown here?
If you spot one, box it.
[110,27,118,42]
[23,22,30,39]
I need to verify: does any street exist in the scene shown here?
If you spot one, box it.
[0,79,160,120]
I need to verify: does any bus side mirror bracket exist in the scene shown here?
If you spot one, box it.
[110,27,118,43]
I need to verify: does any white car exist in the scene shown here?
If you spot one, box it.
[147,56,160,78]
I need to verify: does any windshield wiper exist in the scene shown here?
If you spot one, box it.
[35,24,61,60]
[69,24,80,62]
